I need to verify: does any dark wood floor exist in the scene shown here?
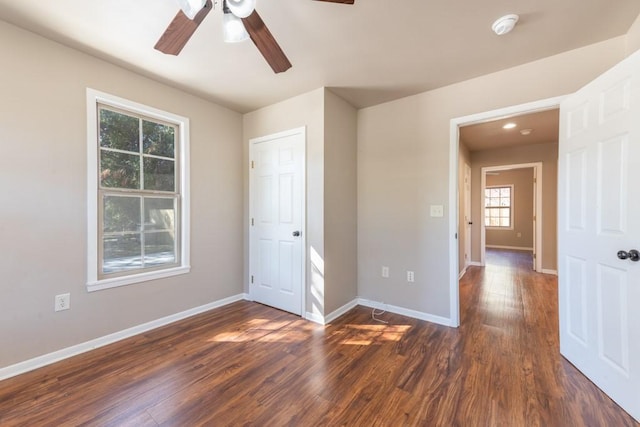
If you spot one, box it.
[1,249,637,426]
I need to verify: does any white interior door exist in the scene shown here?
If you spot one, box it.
[464,163,472,269]
[559,50,640,422]
[249,128,305,316]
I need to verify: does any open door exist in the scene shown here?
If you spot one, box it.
[558,49,640,421]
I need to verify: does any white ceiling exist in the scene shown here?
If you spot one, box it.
[460,109,560,152]
[1,0,639,113]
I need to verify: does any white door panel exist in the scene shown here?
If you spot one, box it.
[250,128,305,315]
[559,49,640,422]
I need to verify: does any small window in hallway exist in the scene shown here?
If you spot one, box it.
[485,185,512,228]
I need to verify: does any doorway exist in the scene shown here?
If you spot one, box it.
[448,96,565,327]
[480,163,542,272]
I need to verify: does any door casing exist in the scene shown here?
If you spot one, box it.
[249,126,306,316]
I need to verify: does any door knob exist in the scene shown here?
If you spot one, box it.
[617,249,640,261]
[468,221,473,225]
[292,231,301,237]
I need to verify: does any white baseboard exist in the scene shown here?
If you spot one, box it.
[486,245,533,251]
[469,261,483,267]
[306,298,359,325]
[304,311,325,325]
[1,293,454,381]
[305,297,452,327]
[324,299,359,324]
[357,298,453,327]
[458,267,467,279]
[0,293,247,381]
[541,269,558,275]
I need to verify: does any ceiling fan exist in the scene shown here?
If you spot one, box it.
[155,0,355,74]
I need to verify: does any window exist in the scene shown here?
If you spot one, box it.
[87,89,190,291]
[485,185,512,228]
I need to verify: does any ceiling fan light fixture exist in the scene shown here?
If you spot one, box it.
[226,0,257,18]
[176,0,207,19]
[223,11,250,43]
[492,14,519,36]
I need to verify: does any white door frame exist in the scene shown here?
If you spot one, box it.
[448,95,565,327]
[249,126,307,316]
[480,162,543,272]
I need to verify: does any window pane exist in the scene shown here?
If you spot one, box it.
[145,198,175,231]
[500,208,510,218]
[490,218,500,226]
[500,188,511,197]
[101,150,140,189]
[144,157,175,191]
[490,198,500,207]
[500,198,510,206]
[103,234,142,273]
[490,188,500,197]
[143,120,175,158]
[144,231,176,267]
[99,109,139,152]
[104,196,141,233]
[500,217,510,227]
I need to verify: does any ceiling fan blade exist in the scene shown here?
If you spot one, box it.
[155,0,213,55]
[313,0,355,4]
[242,11,292,74]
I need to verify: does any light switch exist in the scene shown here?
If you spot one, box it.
[430,205,444,217]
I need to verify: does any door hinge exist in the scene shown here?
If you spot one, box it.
[251,160,255,169]
[533,254,536,259]
[251,218,254,226]
[251,275,254,284]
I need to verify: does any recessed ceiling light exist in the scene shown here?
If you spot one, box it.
[492,14,519,36]
[520,129,533,135]
[503,123,517,129]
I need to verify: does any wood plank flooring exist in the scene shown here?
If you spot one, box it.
[1,249,637,426]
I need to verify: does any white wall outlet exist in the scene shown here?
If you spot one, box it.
[430,205,444,217]
[55,293,71,312]
[381,266,389,278]
[407,271,415,283]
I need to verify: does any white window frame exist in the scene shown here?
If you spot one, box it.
[86,89,190,292]
[484,184,514,230]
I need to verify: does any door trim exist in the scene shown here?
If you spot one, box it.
[248,126,307,317]
[480,163,543,272]
[448,95,565,327]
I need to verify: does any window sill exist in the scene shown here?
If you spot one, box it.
[87,266,191,292]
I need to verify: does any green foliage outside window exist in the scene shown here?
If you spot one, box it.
[98,105,178,275]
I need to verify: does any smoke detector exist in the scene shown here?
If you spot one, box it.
[492,14,519,36]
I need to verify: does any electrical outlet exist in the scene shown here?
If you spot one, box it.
[55,293,70,312]
[382,266,389,278]
[407,271,415,283]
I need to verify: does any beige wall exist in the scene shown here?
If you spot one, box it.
[324,90,358,314]
[358,37,625,318]
[471,143,558,270]
[242,88,358,318]
[0,21,244,369]
[627,14,640,54]
[485,169,534,249]
[243,88,325,316]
